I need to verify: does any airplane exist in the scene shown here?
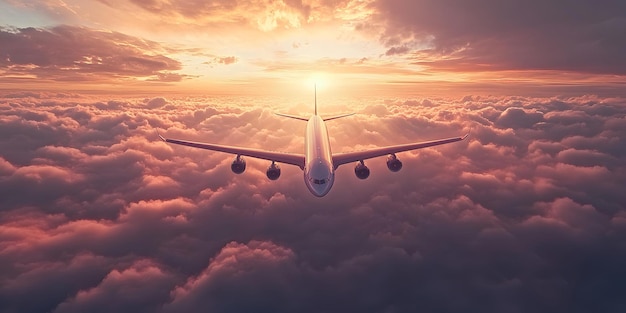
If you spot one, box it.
[158,87,468,197]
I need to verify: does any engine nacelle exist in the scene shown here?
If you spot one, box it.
[354,161,370,179]
[266,162,281,180]
[231,155,246,174]
[386,154,403,172]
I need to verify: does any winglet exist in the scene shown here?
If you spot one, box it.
[156,129,166,142]
[461,130,471,140]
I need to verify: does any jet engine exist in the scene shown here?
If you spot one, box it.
[266,162,281,180]
[231,155,246,174]
[386,154,403,172]
[354,161,370,179]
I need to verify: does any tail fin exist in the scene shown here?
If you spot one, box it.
[314,83,317,116]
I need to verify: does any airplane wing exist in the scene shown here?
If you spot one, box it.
[332,133,469,168]
[158,133,305,169]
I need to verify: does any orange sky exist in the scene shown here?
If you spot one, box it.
[1,0,626,96]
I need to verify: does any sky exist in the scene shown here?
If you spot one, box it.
[1,0,626,96]
[2,1,626,313]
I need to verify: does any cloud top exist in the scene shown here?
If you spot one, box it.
[1,90,625,312]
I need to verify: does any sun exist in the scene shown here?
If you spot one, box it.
[306,72,333,90]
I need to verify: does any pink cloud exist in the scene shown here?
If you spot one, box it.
[119,199,196,222]
[55,260,177,313]
[0,26,182,82]
[1,92,625,312]
[12,165,83,184]
[0,157,16,174]
[215,56,237,65]
[166,241,297,312]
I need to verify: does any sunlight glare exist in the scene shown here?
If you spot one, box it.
[306,72,333,90]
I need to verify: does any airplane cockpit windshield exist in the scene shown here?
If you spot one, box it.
[312,178,328,185]
[313,178,328,185]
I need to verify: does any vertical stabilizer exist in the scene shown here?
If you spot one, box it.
[314,84,318,116]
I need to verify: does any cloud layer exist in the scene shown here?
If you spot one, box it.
[0,26,182,83]
[1,92,625,312]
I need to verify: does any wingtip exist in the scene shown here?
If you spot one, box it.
[461,131,470,140]
[156,129,166,142]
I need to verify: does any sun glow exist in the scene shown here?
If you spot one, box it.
[306,72,334,90]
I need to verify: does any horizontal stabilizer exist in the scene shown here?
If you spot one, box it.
[323,113,355,121]
[275,112,309,121]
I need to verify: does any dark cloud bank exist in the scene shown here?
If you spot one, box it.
[1,92,626,313]
[374,0,626,74]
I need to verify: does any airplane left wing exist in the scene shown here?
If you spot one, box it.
[158,133,305,169]
[332,133,469,168]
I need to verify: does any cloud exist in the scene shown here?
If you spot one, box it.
[148,72,188,82]
[252,56,422,77]
[215,56,237,65]
[495,107,544,129]
[0,252,113,313]
[204,56,239,66]
[1,92,625,312]
[55,260,178,313]
[0,25,182,82]
[384,45,411,56]
[145,97,169,109]
[94,0,317,31]
[372,0,626,74]
[164,240,299,313]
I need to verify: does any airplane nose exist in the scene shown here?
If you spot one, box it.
[311,184,329,197]
[309,179,333,197]
[312,186,328,197]
[305,166,334,197]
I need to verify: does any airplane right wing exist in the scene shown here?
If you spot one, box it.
[332,133,469,168]
[158,133,305,169]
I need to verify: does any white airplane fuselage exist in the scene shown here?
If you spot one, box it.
[304,115,334,197]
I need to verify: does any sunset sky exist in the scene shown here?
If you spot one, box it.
[2,0,626,96]
[2,1,626,313]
